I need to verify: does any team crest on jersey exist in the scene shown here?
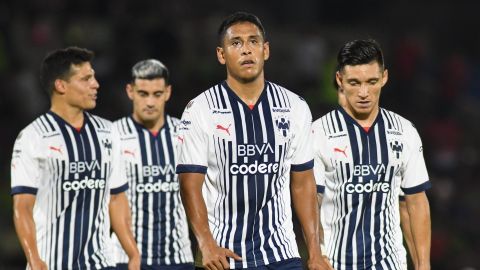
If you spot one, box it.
[102,138,112,156]
[275,116,290,137]
[390,140,403,159]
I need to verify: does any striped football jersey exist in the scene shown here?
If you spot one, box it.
[176,81,313,269]
[11,111,128,270]
[111,115,193,266]
[312,107,431,270]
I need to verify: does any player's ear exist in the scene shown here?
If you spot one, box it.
[335,71,343,90]
[164,85,172,102]
[263,41,270,61]
[381,69,388,87]
[54,79,67,94]
[126,83,134,100]
[216,46,226,65]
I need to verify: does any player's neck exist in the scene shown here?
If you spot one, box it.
[226,75,264,105]
[343,105,379,127]
[132,113,165,134]
[50,102,84,129]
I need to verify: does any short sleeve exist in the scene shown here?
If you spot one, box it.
[401,123,431,195]
[290,99,314,172]
[11,128,41,195]
[109,127,128,194]
[176,99,209,174]
[312,120,326,193]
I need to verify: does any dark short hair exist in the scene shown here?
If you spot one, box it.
[131,59,170,85]
[336,39,385,73]
[40,46,94,96]
[217,11,266,46]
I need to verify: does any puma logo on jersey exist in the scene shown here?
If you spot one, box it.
[216,124,231,135]
[49,146,63,155]
[334,146,348,158]
[123,149,136,157]
[177,136,184,143]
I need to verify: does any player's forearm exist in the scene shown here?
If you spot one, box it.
[406,193,431,269]
[399,200,418,265]
[13,196,42,265]
[109,192,140,260]
[291,171,322,258]
[179,174,216,249]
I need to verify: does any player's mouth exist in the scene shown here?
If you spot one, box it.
[241,60,255,67]
[357,101,371,108]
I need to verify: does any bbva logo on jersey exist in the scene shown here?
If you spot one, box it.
[237,143,274,157]
[142,164,175,177]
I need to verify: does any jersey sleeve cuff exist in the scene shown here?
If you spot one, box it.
[110,183,129,194]
[11,186,38,196]
[291,159,314,172]
[401,181,431,195]
[176,164,208,174]
[317,185,325,194]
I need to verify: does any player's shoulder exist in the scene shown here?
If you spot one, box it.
[21,112,60,138]
[87,113,113,130]
[379,108,417,131]
[312,109,338,132]
[166,114,181,127]
[267,81,311,111]
[112,116,135,136]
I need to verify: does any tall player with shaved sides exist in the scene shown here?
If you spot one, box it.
[11,47,140,270]
[176,12,330,270]
[313,39,431,270]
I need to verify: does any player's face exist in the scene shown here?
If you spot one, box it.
[127,78,171,124]
[336,61,388,120]
[62,62,99,110]
[216,22,270,83]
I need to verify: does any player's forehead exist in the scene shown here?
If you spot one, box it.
[341,61,383,79]
[132,78,167,90]
[224,22,263,40]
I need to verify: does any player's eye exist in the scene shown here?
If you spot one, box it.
[154,92,164,97]
[232,40,241,47]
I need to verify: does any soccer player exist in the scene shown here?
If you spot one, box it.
[111,59,194,269]
[339,82,419,267]
[313,39,431,270]
[11,47,140,270]
[176,12,329,270]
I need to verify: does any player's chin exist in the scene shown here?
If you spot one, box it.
[83,101,97,110]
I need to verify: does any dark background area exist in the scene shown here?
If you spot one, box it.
[1,1,479,269]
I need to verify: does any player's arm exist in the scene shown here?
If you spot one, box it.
[405,192,431,270]
[291,169,333,270]
[399,197,418,266]
[110,191,140,270]
[179,173,241,270]
[13,194,47,270]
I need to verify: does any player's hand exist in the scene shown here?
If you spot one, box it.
[127,253,141,270]
[201,242,242,270]
[307,255,333,270]
[28,258,48,270]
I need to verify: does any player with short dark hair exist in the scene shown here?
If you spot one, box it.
[112,59,194,270]
[313,39,431,270]
[11,46,140,270]
[176,12,329,270]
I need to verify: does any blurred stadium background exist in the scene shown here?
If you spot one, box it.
[0,1,479,269]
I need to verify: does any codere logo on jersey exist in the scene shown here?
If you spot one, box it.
[63,176,106,191]
[136,181,179,193]
[230,143,279,175]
